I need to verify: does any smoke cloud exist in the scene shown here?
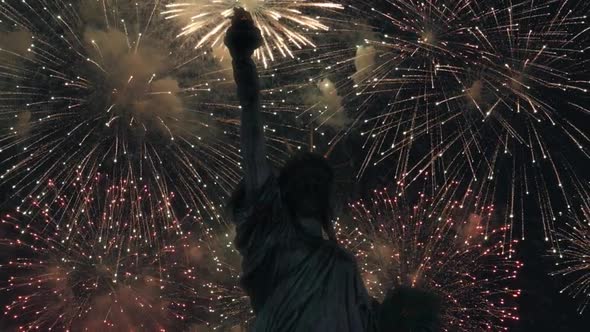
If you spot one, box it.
[352,45,376,85]
[0,30,33,58]
[456,213,484,241]
[15,111,32,138]
[0,30,33,55]
[83,28,186,133]
[212,45,234,80]
[305,78,350,130]
[466,80,483,103]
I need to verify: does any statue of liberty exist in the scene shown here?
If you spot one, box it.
[225,8,439,332]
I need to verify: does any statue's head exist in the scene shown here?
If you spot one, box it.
[278,152,336,240]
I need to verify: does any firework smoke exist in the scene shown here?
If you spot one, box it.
[301,78,350,130]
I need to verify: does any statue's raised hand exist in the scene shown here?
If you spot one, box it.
[224,7,262,59]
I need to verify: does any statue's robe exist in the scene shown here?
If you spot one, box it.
[232,176,378,332]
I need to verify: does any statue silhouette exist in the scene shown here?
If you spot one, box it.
[225,8,439,332]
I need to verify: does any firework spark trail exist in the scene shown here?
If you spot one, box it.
[163,0,344,67]
[0,0,307,224]
[551,205,590,314]
[137,220,253,331]
[295,0,590,243]
[0,175,210,331]
[193,225,254,331]
[337,185,522,331]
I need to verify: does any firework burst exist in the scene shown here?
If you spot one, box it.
[306,0,590,243]
[183,224,253,331]
[163,0,344,67]
[338,185,522,331]
[552,205,590,314]
[0,0,306,221]
[0,176,209,331]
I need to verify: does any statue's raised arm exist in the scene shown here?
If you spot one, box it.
[225,7,271,200]
[224,9,441,332]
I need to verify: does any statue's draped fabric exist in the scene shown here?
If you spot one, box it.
[232,177,377,332]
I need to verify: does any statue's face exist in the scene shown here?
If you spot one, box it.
[284,166,333,219]
[295,190,326,218]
